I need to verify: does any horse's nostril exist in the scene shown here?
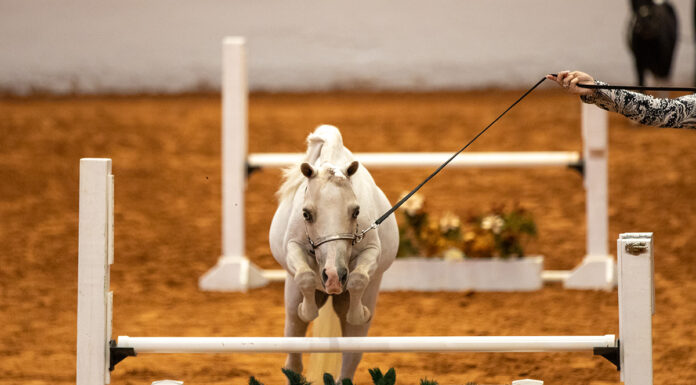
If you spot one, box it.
[338,268,348,284]
[321,269,328,283]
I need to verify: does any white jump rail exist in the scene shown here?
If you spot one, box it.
[76,158,654,385]
[248,152,581,169]
[116,335,616,354]
[199,37,614,292]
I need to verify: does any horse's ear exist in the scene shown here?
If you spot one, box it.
[300,162,315,178]
[345,161,359,177]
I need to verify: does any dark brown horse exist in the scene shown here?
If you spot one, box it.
[627,0,678,86]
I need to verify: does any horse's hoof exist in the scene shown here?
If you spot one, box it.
[297,302,318,322]
[346,305,371,325]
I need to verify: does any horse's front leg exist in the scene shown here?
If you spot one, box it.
[346,246,380,325]
[287,242,320,323]
[283,276,329,376]
[333,273,383,382]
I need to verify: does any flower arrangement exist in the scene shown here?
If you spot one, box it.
[396,193,537,260]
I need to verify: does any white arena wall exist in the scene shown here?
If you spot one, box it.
[1,0,694,94]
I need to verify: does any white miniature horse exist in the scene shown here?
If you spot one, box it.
[269,125,399,382]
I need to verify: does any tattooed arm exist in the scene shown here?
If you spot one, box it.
[581,83,696,129]
[548,70,696,129]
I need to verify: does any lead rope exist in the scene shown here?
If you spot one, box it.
[355,75,696,243]
[355,76,549,242]
[577,83,696,92]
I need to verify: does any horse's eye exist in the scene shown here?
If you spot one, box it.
[352,207,360,218]
[302,210,313,222]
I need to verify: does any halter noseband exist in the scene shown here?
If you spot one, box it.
[307,231,359,249]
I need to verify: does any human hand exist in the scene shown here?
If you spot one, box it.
[546,71,595,96]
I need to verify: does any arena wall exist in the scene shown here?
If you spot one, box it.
[1,0,694,94]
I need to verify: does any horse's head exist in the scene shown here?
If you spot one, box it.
[300,160,361,294]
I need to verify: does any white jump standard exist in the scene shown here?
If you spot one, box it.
[77,158,654,385]
[199,37,615,292]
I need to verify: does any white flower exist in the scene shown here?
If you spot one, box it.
[400,192,425,216]
[439,212,461,232]
[481,215,505,234]
[480,216,494,230]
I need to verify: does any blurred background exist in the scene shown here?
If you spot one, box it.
[1,0,695,94]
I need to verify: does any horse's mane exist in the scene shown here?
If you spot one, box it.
[277,166,304,202]
[277,125,348,201]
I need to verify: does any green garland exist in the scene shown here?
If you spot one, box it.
[249,367,448,385]
[249,367,486,385]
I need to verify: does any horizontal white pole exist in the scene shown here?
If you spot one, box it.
[260,269,287,282]
[117,335,615,354]
[259,268,571,284]
[541,270,572,282]
[248,152,580,169]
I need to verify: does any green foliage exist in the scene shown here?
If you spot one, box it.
[248,376,264,385]
[323,373,336,385]
[252,367,459,385]
[396,225,421,258]
[368,368,396,385]
[322,373,355,385]
[281,367,312,385]
[492,206,537,258]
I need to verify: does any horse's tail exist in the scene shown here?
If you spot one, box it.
[305,297,342,383]
[305,124,346,165]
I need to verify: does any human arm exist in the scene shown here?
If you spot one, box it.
[548,70,696,129]
[580,83,696,128]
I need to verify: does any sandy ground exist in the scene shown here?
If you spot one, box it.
[0,90,695,385]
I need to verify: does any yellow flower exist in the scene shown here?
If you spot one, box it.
[469,232,496,258]
[442,247,465,261]
[463,231,476,242]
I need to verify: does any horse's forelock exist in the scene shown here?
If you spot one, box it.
[321,164,352,186]
[276,163,350,202]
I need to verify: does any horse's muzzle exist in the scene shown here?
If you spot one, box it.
[322,267,348,294]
